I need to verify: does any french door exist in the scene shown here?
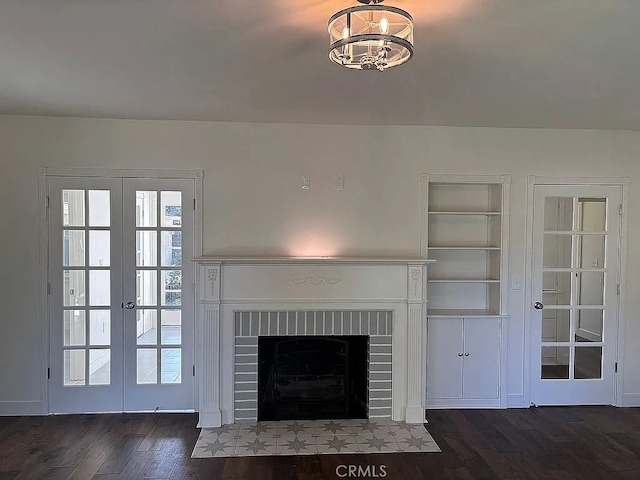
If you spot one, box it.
[48,176,195,413]
[530,184,621,405]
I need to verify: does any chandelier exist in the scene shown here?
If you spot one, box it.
[328,0,414,71]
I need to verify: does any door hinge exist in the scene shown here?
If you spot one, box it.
[47,367,50,379]
[615,362,618,373]
[193,198,196,210]
[619,204,623,215]
[617,284,621,295]
[47,283,51,295]
[192,365,196,377]
[46,196,50,209]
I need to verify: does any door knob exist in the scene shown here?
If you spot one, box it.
[457,352,463,357]
[534,301,544,310]
[124,301,135,310]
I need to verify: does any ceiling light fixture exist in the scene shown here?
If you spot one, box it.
[328,0,414,71]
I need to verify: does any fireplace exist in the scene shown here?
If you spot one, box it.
[194,257,432,427]
[258,335,368,421]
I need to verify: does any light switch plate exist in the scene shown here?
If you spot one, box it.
[335,175,344,190]
[301,175,310,190]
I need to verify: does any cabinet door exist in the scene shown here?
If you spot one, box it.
[427,318,464,399]
[462,318,500,399]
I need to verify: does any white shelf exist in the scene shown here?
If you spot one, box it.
[427,309,505,317]
[428,278,501,283]
[428,211,502,216]
[428,246,501,251]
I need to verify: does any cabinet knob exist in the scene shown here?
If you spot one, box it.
[464,352,470,356]
[457,352,463,357]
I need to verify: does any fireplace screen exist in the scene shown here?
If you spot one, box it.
[258,336,368,421]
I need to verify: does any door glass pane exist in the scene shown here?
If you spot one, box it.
[64,270,85,306]
[63,230,85,266]
[575,347,602,379]
[136,191,158,227]
[542,272,571,305]
[542,309,570,342]
[544,197,574,231]
[64,310,86,346]
[62,190,85,227]
[543,234,572,268]
[576,272,605,306]
[89,310,110,346]
[136,231,157,266]
[576,235,606,268]
[137,349,157,384]
[161,192,182,227]
[88,190,110,227]
[541,346,569,379]
[161,270,181,306]
[161,348,181,384]
[64,349,86,386]
[137,310,158,345]
[89,231,110,267]
[578,198,606,232]
[137,271,157,306]
[89,270,110,306]
[89,349,110,385]
[576,310,604,342]
[161,310,181,345]
[161,231,182,267]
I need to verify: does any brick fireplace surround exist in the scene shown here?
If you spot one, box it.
[193,257,433,428]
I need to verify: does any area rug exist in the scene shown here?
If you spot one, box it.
[192,419,440,457]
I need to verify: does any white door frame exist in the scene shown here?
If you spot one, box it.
[38,167,203,414]
[524,176,629,407]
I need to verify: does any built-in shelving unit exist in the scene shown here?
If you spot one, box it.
[422,174,511,317]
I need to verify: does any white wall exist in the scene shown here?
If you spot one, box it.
[1,115,640,413]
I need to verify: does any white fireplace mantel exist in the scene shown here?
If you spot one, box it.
[193,256,435,427]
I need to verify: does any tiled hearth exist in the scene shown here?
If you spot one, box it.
[194,257,433,427]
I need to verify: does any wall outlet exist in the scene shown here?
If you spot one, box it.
[335,175,344,190]
[301,175,310,190]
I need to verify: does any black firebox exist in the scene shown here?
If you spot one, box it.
[257,336,368,421]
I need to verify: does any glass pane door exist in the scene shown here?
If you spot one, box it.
[122,179,194,411]
[531,185,620,405]
[49,178,124,413]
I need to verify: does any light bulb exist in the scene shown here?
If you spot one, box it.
[342,26,350,39]
[380,16,389,34]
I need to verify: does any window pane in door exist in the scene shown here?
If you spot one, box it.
[161,310,181,345]
[89,270,110,306]
[136,310,158,345]
[89,310,111,346]
[161,348,181,384]
[62,190,85,227]
[89,349,110,385]
[161,192,182,227]
[575,346,602,379]
[544,197,574,231]
[64,349,86,386]
[64,310,86,346]
[88,190,110,227]
[543,234,572,268]
[136,231,157,266]
[137,271,158,306]
[576,272,605,306]
[541,346,569,379]
[161,270,181,306]
[89,231,110,267]
[576,236,606,268]
[136,191,158,227]
[542,272,571,305]
[137,349,157,384]
[541,309,570,342]
[63,230,85,266]
[161,231,182,266]
[64,270,85,307]
[575,310,604,342]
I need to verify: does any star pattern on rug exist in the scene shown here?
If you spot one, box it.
[285,422,307,435]
[363,435,393,451]
[247,423,271,435]
[241,438,272,454]
[399,435,431,449]
[320,436,351,452]
[321,421,345,434]
[201,439,232,455]
[283,437,312,453]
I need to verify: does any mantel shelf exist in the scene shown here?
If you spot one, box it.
[193,256,436,265]
[428,211,502,216]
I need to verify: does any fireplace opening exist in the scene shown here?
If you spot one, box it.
[257,336,368,421]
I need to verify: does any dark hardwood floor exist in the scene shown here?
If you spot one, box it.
[1,407,640,479]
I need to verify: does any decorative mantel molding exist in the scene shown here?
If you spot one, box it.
[193,256,434,427]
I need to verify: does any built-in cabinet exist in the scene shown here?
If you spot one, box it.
[421,174,510,408]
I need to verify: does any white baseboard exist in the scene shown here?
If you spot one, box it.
[0,401,45,415]
[507,394,529,408]
[619,393,640,407]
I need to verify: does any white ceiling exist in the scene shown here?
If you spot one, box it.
[1,0,639,129]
